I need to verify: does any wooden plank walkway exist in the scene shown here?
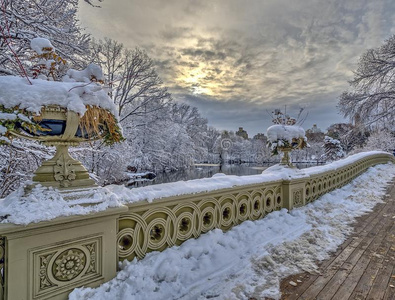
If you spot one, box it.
[280,180,395,300]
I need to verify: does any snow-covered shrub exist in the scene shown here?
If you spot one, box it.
[0,0,94,77]
[30,38,67,81]
[364,129,395,152]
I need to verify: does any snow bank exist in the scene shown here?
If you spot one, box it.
[69,162,395,300]
[0,76,116,117]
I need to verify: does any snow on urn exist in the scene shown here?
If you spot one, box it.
[0,38,123,189]
[266,109,307,167]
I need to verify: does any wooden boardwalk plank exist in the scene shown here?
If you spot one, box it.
[349,224,395,299]
[333,217,395,299]
[281,201,389,300]
[280,181,395,300]
[349,204,395,300]
[367,263,394,300]
[299,202,392,299]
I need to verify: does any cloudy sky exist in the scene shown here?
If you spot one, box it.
[79,0,395,136]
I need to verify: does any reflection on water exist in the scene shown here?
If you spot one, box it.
[126,162,324,188]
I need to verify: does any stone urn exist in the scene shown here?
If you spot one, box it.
[9,105,121,189]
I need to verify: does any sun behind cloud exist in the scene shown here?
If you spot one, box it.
[176,62,221,96]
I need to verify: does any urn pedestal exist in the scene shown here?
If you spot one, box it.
[33,145,95,188]
[278,147,294,167]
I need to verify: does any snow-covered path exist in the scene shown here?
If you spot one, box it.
[69,163,395,300]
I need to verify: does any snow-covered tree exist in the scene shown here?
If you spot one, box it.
[321,136,345,162]
[339,35,395,130]
[326,123,368,153]
[364,129,395,152]
[201,126,221,163]
[292,141,325,163]
[0,0,98,76]
[90,38,171,122]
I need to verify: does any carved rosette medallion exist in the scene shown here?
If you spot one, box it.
[53,248,86,281]
[293,189,303,207]
[32,237,102,299]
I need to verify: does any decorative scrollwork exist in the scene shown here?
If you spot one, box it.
[118,186,283,261]
[117,154,394,262]
[39,252,57,290]
[84,243,96,275]
[293,189,303,207]
[53,154,76,187]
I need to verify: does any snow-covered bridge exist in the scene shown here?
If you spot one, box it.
[0,151,393,300]
[116,152,394,262]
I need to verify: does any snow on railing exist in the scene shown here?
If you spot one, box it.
[116,151,395,261]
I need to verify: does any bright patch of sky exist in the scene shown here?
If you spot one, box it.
[79,0,395,135]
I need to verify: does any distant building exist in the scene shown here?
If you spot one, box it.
[310,124,321,133]
[305,124,325,142]
[236,127,249,139]
[253,133,267,143]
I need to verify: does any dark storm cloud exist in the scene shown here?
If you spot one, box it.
[159,26,193,40]
[180,49,227,61]
[79,0,395,131]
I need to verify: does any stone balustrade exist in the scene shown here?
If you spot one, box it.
[0,152,393,299]
[117,152,394,261]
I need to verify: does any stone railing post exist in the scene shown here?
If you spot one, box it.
[281,178,306,210]
[0,206,127,300]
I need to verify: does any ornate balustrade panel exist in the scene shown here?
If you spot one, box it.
[0,207,126,300]
[303,154,393,204]
[118,153,395,262]
[118,182,283,261]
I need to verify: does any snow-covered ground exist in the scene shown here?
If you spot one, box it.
[69,162,395,300]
